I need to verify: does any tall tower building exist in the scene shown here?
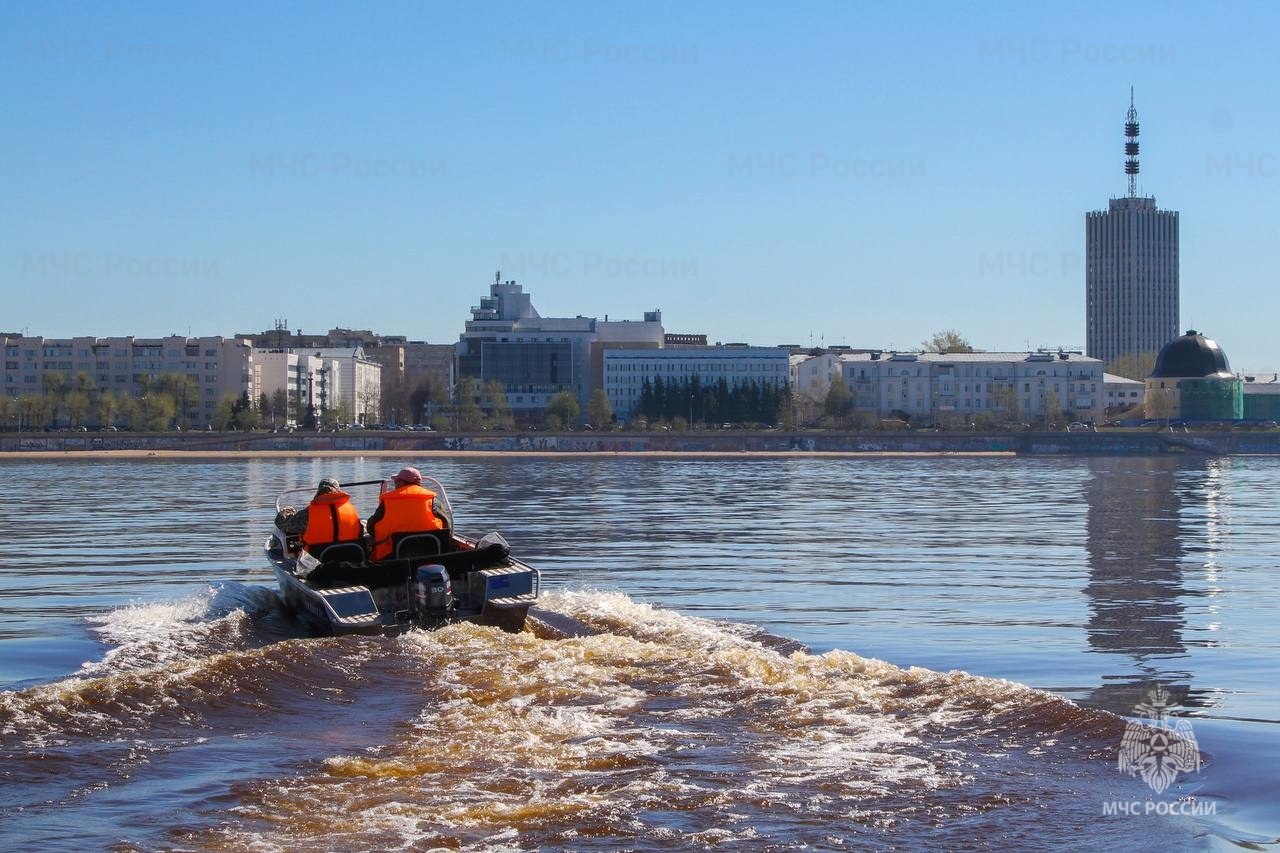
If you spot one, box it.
[1085,90,1180,367]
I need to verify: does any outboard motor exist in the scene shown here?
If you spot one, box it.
[414,564,453,617]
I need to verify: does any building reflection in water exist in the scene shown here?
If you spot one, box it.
[1082,455,1226,715]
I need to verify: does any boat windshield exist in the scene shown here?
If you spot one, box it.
[377,475,454,528]
[275,474,454,527]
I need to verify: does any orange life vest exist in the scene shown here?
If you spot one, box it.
[371,483,444,559]
[302,491,362,551]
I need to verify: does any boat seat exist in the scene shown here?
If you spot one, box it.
[312,541,368,564]
[393,530,452,560]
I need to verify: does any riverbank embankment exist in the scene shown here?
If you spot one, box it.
[3,429,1277,457]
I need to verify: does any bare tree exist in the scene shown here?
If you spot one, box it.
[1105,351,1158,381]
[921,330,974,354]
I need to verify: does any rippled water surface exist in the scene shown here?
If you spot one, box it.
[1,455,1277,850]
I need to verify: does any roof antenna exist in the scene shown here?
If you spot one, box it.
[1125,86,1140,197]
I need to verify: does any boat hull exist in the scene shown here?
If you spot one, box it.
[266,535,539,637]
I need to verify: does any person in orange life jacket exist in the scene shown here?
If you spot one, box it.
[300,477,363,555]
[366,467,446,560]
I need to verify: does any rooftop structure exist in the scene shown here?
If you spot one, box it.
[457,273,662,422]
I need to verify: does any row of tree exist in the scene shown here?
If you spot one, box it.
[0,371,365,432]
[0,372,205,431]
[635,375,792,427]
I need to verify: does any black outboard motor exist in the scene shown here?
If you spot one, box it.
[414,564,453,619]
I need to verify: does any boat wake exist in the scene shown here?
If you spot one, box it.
[1,588,1181,851]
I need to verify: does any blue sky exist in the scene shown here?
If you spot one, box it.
[4,1,1278,370]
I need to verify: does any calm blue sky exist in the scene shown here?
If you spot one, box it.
[4,1,1277,369]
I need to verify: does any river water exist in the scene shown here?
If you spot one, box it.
[0,455,1276,850]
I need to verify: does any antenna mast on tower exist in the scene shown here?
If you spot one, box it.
[1125,87,1140,197]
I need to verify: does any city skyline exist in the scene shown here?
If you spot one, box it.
[5,2,1279,370]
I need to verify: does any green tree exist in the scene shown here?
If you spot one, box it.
[65,391,91,427]
[922,330,974,354]
[42,371,68,426]
[587,389,613,429]
[637,378,655,421]
[138,392,177,431]
[17,394,43,431]
[545,390,580,429]
[115,395,140,431]
[94,391,118,429]
[266,388,288,426]
[457,376,483,431]
[483,379,515,430]
[214,393,239,430]
[408,374,447,425]
[148,373,198,428]
[822,375,854,422]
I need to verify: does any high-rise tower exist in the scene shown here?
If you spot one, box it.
[1086,90,1180,368]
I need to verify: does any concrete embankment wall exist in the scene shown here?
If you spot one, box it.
[4,430,1278,455]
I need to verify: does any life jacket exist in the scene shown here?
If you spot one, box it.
[302,491,362,551]
[371,483,445,560]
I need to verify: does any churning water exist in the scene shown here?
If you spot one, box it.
[1,455,1277,850]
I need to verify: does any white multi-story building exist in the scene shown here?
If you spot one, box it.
[1,334,252,426]
[604,345,791,421]
[838,350,1105,424]
[1103,373,1144,412]
[253,351,343,425]
[790,351,844,401]
[306,347,382,424]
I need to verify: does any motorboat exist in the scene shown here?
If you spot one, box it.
[266,474,540,635]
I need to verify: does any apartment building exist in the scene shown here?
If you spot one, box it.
[604,345,791,421]
[839,350,1104,424]
[1,334,252,426]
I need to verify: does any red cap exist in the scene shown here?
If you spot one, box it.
[393,466,422,485]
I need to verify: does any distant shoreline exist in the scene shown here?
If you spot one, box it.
[0,449,1018,460]
[1,428,1274,456]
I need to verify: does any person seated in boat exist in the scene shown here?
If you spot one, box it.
[367,466,447,560]
[300,477,364,558]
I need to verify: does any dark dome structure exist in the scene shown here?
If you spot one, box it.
[1150,330,1232,379]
